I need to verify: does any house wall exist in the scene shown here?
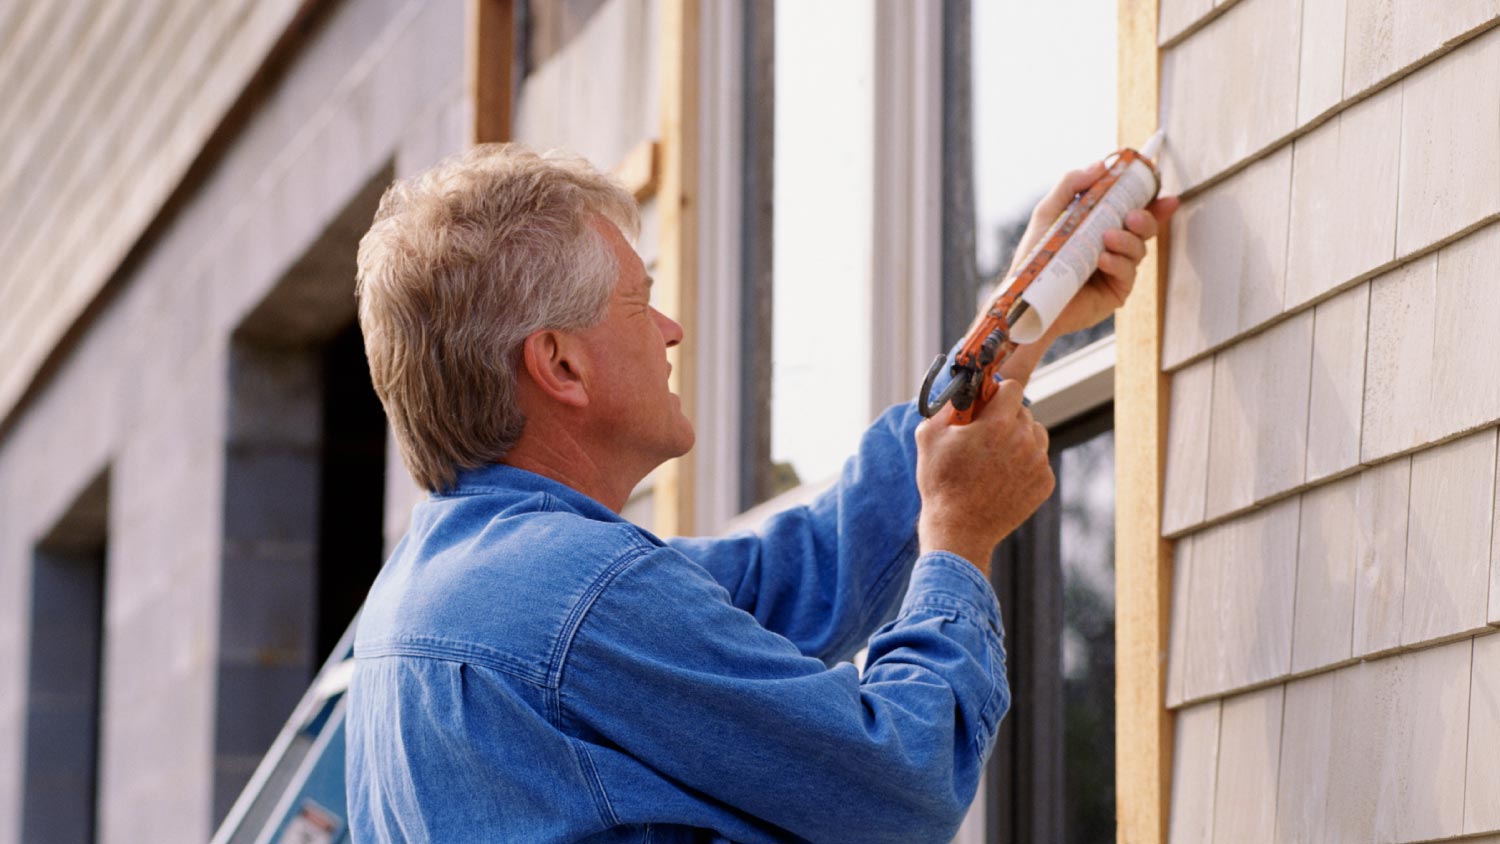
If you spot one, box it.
[0,0,309,432]
[0,2,468,842]
[1156,1,1500,840]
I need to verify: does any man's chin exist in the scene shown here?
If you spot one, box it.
[674,418,697,456]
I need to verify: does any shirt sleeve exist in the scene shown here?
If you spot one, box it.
[667,401,925,665]
[561,546,1008,844]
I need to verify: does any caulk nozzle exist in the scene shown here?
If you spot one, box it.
[1141,130,1165,161]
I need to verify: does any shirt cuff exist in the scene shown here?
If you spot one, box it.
[898,551,1004,636]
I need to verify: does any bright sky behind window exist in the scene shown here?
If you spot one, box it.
[769,1,1119,491]
[973,0,1119,275]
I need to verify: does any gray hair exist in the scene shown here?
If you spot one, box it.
[355,143,639,491]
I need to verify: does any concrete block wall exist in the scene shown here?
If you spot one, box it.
[1157,1,1500,840]
[0,1,467,842]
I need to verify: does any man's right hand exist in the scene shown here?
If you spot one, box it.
[914,379,1055,575]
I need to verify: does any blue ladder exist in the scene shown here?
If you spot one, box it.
[212,620,356,844]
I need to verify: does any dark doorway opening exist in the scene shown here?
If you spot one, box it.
[24,469,109,844]
[315,321,387,661]
[215,167,392,820]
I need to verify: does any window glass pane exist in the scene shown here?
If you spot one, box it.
[971,1,1118,365]
[768,0,874,494]
[982,413,1115,842]
[1059,428,1115,841]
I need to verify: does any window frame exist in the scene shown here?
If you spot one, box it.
[702,0,946,535]
[956,338,1117,844]
[698,3,1125,840]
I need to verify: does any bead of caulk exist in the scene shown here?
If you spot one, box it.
[1141,129,1164,160]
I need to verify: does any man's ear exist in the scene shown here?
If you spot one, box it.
[520,330,590,409]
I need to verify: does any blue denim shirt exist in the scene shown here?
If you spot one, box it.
[345,401,1009,843]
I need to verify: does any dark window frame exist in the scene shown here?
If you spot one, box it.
[983,405,1115,844]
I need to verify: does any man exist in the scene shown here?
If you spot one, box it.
[347,144,1173,843]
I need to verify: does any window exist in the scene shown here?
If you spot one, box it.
[730,1,944,519]
[767,0,877,494]
[711,4,1123,839]
[983,408,1117,844]
[943,1,1122,840]
[959,0,1120,365]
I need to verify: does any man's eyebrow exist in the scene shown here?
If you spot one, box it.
[645,275,655,289]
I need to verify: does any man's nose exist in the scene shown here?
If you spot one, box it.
[654,308,684,349]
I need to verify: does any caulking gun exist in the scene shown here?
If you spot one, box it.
[918,130,1165,423]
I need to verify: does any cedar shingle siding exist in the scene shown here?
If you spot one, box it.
[1159,1,1500,840]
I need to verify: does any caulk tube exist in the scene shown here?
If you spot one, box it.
[1008,131,1164,344]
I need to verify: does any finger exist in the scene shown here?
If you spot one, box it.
[1147,195,1181,228]
[1031,419,1050,454]
[1096,250,1136,286]
[1103,228,1147,263]
[1032,161,1108,226]
[1039,463,1057,497]
[916,403,954,441]
[1123,208,1159,241]
[990,378,1026,416]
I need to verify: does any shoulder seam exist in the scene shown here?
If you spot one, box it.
[545,541,659,703]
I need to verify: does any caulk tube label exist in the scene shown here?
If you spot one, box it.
[1010,157,1159,344]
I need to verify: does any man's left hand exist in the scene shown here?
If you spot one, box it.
[1010,162,1181,340]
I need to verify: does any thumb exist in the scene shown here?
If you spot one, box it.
[1033,161,1107,226]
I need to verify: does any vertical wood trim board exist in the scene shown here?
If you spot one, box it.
[1115,0,1172,841]
[653,0,700,537]
[467,0,514,145]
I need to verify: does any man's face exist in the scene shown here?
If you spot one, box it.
[573,217,696,467]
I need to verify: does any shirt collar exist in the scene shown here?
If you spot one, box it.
[447,462,627,524]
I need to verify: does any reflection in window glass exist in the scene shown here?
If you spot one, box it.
[984,415,1115,842]
[1059,428,1115,842]
[971,1,1118,365]
[768,0,875,494]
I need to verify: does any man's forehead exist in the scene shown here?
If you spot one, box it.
[619,271,653,300]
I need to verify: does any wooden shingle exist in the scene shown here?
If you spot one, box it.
[1362,256,1437,462]
[1293,476,1358,673]
[1305,283,1369,483]
[1431,224,1500,442]
[1158,0,1301,192]
[1402,429,1496,646]
[1284,88,1400,311]
[1352,456,1411,656]
[1205,313,1313,518]
[1163,358,1215,535]
[1296,0,1348,124]
[1185,498,1300,699]
[1395,27,1500,256]
[1467,633,1500,833]
[1274,671,1337,843]
[1163,148,1293,369]
[1212,686,1284,844]
[1168,700,1222,844]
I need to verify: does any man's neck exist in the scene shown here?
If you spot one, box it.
[502,430,641,513]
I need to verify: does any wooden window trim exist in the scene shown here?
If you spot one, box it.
[1114,0,1174,841]
[652,0,701,537]
[468,0,516,145]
